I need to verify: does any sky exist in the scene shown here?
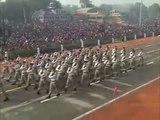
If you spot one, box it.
[59,0,160,7]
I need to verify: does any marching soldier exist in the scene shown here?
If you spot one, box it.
[25,61,38,90]
[0,70,9,101]
[65,63,78,92]
[56,60,68,88]
[12,60,21,85]
[46,69,60,99]
[3,51,9,63]
[37,66,49,95]
[81,57,91,86]
[137,49,144,66]
[120,53,127,73]
[111,46,118,56]
[103,56,112,78]
[94,59,102,81]
[129,48,136,69]
[111,55,120,77]
[18,60,28,87]
[120,47,126,57]
[6,62,15,82]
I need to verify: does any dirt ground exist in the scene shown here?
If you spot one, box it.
[83,78,160,120]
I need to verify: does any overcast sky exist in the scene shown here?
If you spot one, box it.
[59,0,160,6]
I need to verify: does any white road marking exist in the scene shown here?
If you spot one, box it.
[0,84,34,95]
[127,69,132,72]
[145,56,160,63]
[90,80,100,85]
[146,61,154,65]
[107,80,133,87]
[72,76,160,120]
[146,49,160,54]
[0,96,47,114]
[92,84,122,92]
[22,106,34,112]
[145,45,152,48]
[135,48,139,50]
[64,98,94,108]
[40,96,57,103]
[88,93,106,100]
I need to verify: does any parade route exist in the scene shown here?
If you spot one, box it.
[0,37,160,120]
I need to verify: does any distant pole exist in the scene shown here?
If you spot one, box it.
[1,2,6,47]
[139,0,143,27]
[23,7,27,24]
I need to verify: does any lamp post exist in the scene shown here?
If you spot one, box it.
[139,0,143,27]
[1,0,6,49]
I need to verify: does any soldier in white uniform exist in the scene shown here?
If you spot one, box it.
[81,58,91,86]
[137,49,144,66]
[12,60,21,85]
[94,59,102,81]
[0,70,9,101]
[18,60,28,87]
[111,46,118,57]
[120,53,127,73]
[103,56,112,78]
[111,55,120,77]
[120,47,126,57]
[56,60,68,89]
[129,48,136,69]
[4,51,9,63]
[37,66,49,95]
[46,69,60,98]
[65,62,79,92]
[24,62,38,90]
[6,60,19,82]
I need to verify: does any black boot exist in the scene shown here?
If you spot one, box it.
[46,95,51,99]
[64,88,68,93]
[18,84,22,87]
[73,87,77,91]
[24,86,28,91]
[37,90,40,95]
[56,93,60,97]
[46,89,49,94]
[3,96,9,102]
[34,85,38,90]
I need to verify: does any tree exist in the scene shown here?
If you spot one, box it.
[99,4,113,12]
[80,0,94,8]
[148,3,160,19]
[48,0,62,9]
[1,0,51,22]
[125,2,148,23]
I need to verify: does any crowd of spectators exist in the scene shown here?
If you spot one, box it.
[1,21,160,50]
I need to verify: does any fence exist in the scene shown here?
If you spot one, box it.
[9,31,159,60]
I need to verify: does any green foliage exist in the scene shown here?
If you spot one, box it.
[125,3,148,22]
[80,0,94,8]
[148,3,160,19]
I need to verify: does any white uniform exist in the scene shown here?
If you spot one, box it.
[4,51,9,63]
[18,63,28,86]
[37,68,49,94]
[46,70,60,98]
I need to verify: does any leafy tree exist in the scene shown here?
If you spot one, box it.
[125,2,148,23]
[148,3,160,19]
[48,0,62,9]
[80,0,94,8]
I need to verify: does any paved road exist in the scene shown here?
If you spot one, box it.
[0,40,160,120]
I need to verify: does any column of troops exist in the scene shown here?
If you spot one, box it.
[0,46,144,101]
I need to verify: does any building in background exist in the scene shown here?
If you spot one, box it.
[32,0,72,23]
[76,7,105,23]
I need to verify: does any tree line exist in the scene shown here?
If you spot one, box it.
[0,0,159,23]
